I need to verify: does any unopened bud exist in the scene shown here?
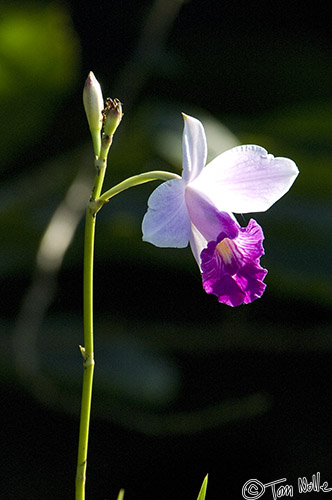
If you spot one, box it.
[103,98,123,137]
[83,71,104,156]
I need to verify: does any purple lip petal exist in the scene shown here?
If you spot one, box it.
[200,216,267,306]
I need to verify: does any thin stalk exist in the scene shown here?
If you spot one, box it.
[75,206,96,500]
[99,170,180,204]
[75,156,178,499]
[75,149,109,500]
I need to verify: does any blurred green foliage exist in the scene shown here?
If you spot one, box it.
[0,2,80,164]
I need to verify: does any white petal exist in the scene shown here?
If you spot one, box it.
[142,178,191,248]
[182,114,208,183]
[190,145,299,213]
[189,224,207,270]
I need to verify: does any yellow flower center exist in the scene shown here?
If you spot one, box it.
[216,238,234,264]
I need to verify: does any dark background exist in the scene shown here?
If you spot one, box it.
[1,0,332,499]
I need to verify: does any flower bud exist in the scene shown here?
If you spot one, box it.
[103,98,123,137]
[83,71,104,156]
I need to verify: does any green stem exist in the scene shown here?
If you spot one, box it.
[75,148,109,499]
[75,206,96,500]
[75,163,179,499]
[99,170,180,204]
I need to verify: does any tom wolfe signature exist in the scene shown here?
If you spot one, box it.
[242,473,332,499]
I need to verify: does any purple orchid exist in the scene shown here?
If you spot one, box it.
[142,114,299,306]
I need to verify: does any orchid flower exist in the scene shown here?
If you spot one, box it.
[142,114,299,306]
